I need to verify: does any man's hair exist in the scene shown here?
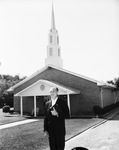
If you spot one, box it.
[56,87,59,92]
[49,87,59,92]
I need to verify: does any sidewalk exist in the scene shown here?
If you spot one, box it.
[0,108,39,129]
[65,107,119,150]
[0,119,39,130]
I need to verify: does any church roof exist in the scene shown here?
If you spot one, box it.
[41,79,80,94]
[9,65,115,92]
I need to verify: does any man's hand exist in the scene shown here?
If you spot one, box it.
[51,107,58,117]
[44,131,49,137]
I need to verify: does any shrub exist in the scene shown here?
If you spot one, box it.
[2,105,10,113]
[93,105,103,116]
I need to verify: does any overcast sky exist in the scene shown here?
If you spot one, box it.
[0,0,119,82]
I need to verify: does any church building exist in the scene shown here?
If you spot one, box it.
[10,5,119,117]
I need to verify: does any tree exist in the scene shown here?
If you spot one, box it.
[0,74,26,108]
[107,80,115,85]
[114,77,119,89]
[107,77,119,90]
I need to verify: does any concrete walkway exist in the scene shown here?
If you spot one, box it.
[65,107,119,150]
[0,119,39,130]
[65,117,119,150]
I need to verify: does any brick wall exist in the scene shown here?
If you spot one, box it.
[14,67,117,116]
[14,96,20,112]
[102,88,115,107]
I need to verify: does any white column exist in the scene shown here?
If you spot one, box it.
[34,96,37,117]
[20,96,23,116]
[67,94,71,117]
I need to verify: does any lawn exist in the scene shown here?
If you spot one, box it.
[0,109,26,125]
[0,117,103,150]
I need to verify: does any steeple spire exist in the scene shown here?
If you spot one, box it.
[51,3,55,29]
[45,3,63,68]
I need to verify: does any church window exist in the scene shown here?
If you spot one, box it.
[50,35,53,43]
[57,36,59,44]
[49,47,53,56]
[40,84,45,91]
[58,48,60,56]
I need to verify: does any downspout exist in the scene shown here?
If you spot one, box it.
[100,87,104,108]
[114,90,117,104]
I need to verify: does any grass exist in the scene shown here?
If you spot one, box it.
[0,119,47,150]
[0,113,26,125]
[0,117,103,150]
[0,106,118,150]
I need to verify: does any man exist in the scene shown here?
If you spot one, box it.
[44,87,70,150]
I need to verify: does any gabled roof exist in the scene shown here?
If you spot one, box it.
[9,64,115,91]
[14,79,80,96]
[43,79,80,94]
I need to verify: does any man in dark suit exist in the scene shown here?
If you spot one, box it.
[44,87,70,150]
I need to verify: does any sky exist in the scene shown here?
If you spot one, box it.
[0,0,119,82]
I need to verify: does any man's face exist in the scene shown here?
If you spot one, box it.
[50,88,58,99]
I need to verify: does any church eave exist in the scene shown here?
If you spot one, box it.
[9,64,109,92]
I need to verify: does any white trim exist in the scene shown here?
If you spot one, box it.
[10,65,98,90]
[97,81,116,88]
[34,96,36,117]
[9,65,115,92]
[14,79,80,96]
[49,65,98,83]
[67,94,71,117]
[10,66,49,89]
[20,96,23,116]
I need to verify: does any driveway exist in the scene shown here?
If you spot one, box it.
[65,110,119,150]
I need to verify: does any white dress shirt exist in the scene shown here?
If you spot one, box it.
[51,97,58,107]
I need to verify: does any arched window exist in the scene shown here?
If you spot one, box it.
[58,48,60,56]
[57,36,59,44]
[49,47,53,56]
[50,35,53,43]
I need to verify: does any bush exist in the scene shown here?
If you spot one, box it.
[93,105,103,116]
[2,105,10,113]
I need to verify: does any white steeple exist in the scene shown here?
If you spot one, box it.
[45,4,63,68]
[51,4,55,29]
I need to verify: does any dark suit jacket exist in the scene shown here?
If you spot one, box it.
[44,97,70,137]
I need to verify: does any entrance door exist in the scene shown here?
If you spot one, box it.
[36,96,45,116]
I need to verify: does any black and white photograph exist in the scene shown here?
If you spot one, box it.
[0,0,119,150]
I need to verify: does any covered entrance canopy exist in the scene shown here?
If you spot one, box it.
[14,79,80,117]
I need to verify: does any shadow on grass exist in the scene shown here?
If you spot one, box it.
[23,115,44,119]
[71,147,89,150]
[24,115,95,120]
[4,115,16,117]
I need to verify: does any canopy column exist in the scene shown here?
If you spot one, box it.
[67,93,71,117]
[34,96,37,117]
[20,96,23,116]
